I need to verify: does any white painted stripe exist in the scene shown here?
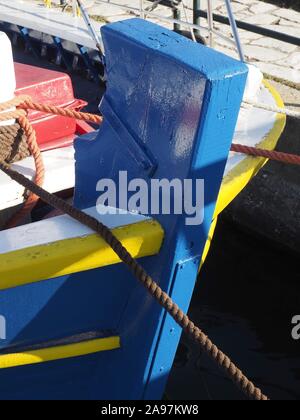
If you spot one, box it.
[0,145,75,211]
[224,83,277,176]
[0,206,151,254]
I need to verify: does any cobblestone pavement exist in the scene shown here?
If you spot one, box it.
[26,1,300,87]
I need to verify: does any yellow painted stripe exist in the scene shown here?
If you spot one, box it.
[0,336,120,369]
[0,220,164,291]
[214,80,286,218]
[200,81,286,269]
[200,216,218,270]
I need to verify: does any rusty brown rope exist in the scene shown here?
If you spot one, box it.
[0,123,30,163]
[0,95,30,110]
[0,94,105,228]
[2,96,297,400]
[231,143,300,166]
[0,96,45,228]
[4,115,45,229]
[19,99,103,125]
[0,160,269,401]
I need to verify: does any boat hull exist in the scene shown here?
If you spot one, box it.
[0,18,249,400]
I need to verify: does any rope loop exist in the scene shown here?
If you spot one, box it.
[0,95,103,228]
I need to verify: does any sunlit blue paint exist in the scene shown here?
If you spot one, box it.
[0,18,247,399]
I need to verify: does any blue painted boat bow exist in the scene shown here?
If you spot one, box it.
[74,19,248,399]
[0,18,247,400]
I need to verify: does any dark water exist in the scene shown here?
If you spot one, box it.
[167,217,300,400]
[14,49,300,401]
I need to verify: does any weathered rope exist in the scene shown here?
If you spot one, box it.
[231,143,300,166]
[0,95,31,112]
[0,96,45,228]
[0,160,269,401]
[0,124,30,163]
[5,115,45,229]
[1,95,298,400]
[243,99,300,120]
[0,95,102,228]
[18,100,103,125]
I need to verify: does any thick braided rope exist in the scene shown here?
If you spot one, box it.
[0,96,103,125]
[15,98,300,167]
[0,95,31,122]
[0,95,45,227]
[5,115,45,229]
[0,94,104,227]
[0,96,102,124]
[0,161,269,401]
[231,144,300,166]
[0,124,30,163]
[244,99,300,120]
[0,96,296,399]
[0,109,27,121]
[19,100,103,125]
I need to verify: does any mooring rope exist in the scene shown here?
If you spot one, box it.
[0,96,45,228]
[18,99,103,125]
[1,94,299,398]
[243,99,300,120]
[231,143,300,166]
[0,96,103,228]
[0,95,272,401]
[0,160,269,401]
[0,123,30,164]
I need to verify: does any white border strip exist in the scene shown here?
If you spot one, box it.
[0,206,151,254]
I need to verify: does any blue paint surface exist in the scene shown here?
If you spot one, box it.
[0,19,248,399]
